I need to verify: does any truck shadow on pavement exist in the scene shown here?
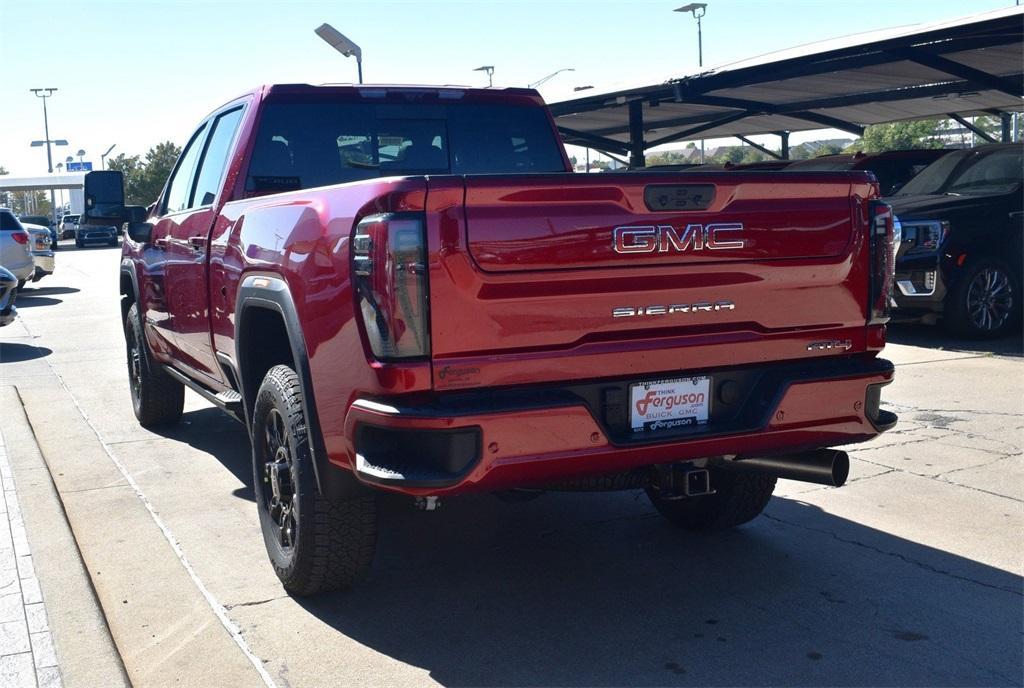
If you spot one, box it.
[294,493,1022,687]
[158,407,255,500]
[887,323,1023,356]
[165,409,1022,685]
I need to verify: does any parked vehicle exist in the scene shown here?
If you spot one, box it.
[21,223,56,283]
[75,225,118,248]
[0,266,16,327]
[84,84,897,596]
[19,214,58,249]
[60,214,80,239]
[0,209,36,290]
[886,143,1022,339]
[784,149,951,196]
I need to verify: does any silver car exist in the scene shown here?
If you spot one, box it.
[22,223,56,282]
[1,209,35,289]
[60,214,79,240]
[0,265,16,327]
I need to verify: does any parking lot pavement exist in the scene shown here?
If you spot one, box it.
[1,245,1021,687]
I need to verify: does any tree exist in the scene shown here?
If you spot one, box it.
[106,154,146,205]
[141,142,181,206]
[106,141,182,206]
[860,119,943,152]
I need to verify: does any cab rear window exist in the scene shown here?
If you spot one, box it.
[245,98,566,195]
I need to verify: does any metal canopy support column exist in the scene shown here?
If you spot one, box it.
[778,132,790,159]
[736,135,782,159]
[628,100,645,168]
[1001,112,1012,142]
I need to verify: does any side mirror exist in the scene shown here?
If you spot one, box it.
[81,171,126,226]
[125,206,152,243]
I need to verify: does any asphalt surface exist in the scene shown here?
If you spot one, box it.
[1,242,1022,687]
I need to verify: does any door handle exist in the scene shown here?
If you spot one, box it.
[188,236,207,249]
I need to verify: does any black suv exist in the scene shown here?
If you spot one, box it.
[887,144,1022,339]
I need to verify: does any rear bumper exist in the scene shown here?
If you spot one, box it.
[32,254,55,280]
[336,356,896,495]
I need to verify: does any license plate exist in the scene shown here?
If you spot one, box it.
[630,376,711,433]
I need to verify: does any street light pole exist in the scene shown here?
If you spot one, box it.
[674,4,708,162]
[101,144,117,170]
[314,24,363,84]
[29,87,64,226]
[474,66,495,88]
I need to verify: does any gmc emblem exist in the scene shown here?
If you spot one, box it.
[613,223,745,254]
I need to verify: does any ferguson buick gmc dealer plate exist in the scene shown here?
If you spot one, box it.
[630,376,711,432]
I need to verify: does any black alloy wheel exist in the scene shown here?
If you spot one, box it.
[252,364,377,595]
[260,407,298,550]
[946,258,1020,339]
[966,266,1014,333]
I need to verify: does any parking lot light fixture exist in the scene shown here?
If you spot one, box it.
[529,68,575,89]
[77,149,86,164]
[315,23,363,84]
[675,3,709,163]
[101,144,117,170]
[473,65,495,88]
[29,87,66,225]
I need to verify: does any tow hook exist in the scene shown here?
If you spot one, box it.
[415,496,441,511]
[651,464,714,500]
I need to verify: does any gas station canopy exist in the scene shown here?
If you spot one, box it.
[550,6,1023,165]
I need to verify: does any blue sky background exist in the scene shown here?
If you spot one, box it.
[0,0,1016,174]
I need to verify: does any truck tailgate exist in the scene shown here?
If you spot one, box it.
[425,172,877,390]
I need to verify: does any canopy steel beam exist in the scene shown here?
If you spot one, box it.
[787,111,864,136]
[888,47,1023,98]
[556,126,631,156]
[736,135,781,159]
[948,113,998,143]
[647,111,753,148]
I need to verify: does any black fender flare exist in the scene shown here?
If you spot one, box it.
[234,273,365,499]
[119,260,141,329]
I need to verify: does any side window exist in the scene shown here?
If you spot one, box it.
[192,108,244,207]
[163,123,209,215]
[0,211,22,231]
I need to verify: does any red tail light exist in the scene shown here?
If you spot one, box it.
[868,201,895,325]
[352,213,430,360]
[11,231,29,245]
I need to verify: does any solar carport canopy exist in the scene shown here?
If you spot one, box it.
[550,6,1023,163]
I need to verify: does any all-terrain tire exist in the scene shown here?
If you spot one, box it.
[646,468,776,531]
[253,365,376,596]
[125,302,184,427]
[943,257,1020,340]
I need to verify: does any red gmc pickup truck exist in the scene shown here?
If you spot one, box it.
[81,84,897,595]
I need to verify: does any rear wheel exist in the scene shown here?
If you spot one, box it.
[253,365,376,596]
[944,258,1019,339]
[646,468,776,531]
[125,302,184,427]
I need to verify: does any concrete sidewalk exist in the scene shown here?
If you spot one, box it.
[0,385,129,688]
[0,422,61,688]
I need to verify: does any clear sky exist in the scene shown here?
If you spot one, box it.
[0,0,1016,174]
